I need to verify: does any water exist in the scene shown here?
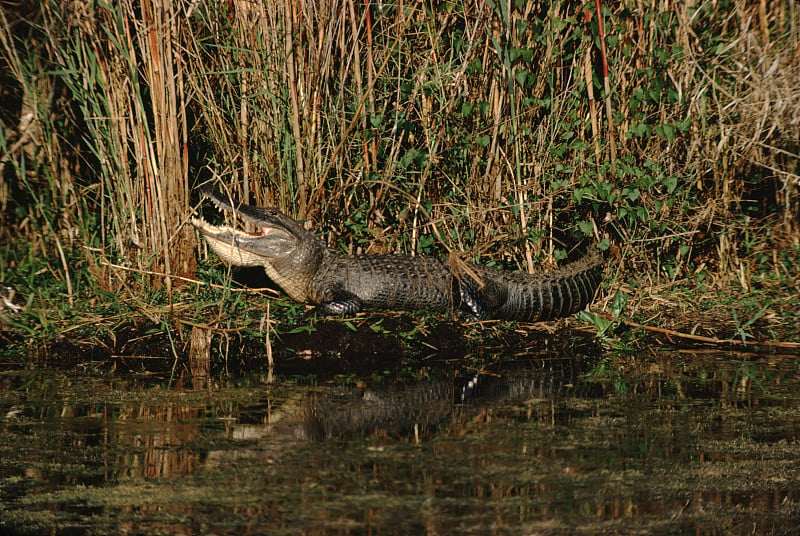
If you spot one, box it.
[1,349,799,535]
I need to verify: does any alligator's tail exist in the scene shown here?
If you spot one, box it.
[476,248,603,322]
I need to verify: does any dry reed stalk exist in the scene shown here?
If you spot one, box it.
[584,39,601,180]
[594,0,616,172]
[285,0,308,214]
[139,0,194,292]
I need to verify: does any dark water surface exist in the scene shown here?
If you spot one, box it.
[1,349,800,535]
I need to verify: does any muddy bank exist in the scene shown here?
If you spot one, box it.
[1,315,605,379]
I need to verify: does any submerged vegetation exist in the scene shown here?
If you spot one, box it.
[0,0,798,360]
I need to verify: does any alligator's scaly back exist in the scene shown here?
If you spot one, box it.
[192,190,603,322]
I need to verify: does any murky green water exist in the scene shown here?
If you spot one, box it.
[2,350,800,535]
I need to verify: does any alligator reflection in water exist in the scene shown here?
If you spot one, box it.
[212,358,601,451]
[2,352,800,535]
[0,359,598,484]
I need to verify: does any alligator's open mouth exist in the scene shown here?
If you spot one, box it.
[192,191,314,301]
[190,217,268,239]
[191,217,276,266]
[191,186,306,269]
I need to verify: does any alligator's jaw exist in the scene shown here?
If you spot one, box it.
[191,217,272,267]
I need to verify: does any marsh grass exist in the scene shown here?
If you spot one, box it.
[0,0,798,349]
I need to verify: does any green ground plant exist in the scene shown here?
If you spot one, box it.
[0,0,798,358]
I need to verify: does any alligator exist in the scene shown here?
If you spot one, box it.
[191,189,603,321]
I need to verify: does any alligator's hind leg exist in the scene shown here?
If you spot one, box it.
[454,277,488,322]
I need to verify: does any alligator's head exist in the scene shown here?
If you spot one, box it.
[191,188,325,302]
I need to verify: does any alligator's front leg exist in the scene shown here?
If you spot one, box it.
[303,290,365,318]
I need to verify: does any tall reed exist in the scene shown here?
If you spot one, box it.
[22,0,194,298]
[1,0,798,308]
